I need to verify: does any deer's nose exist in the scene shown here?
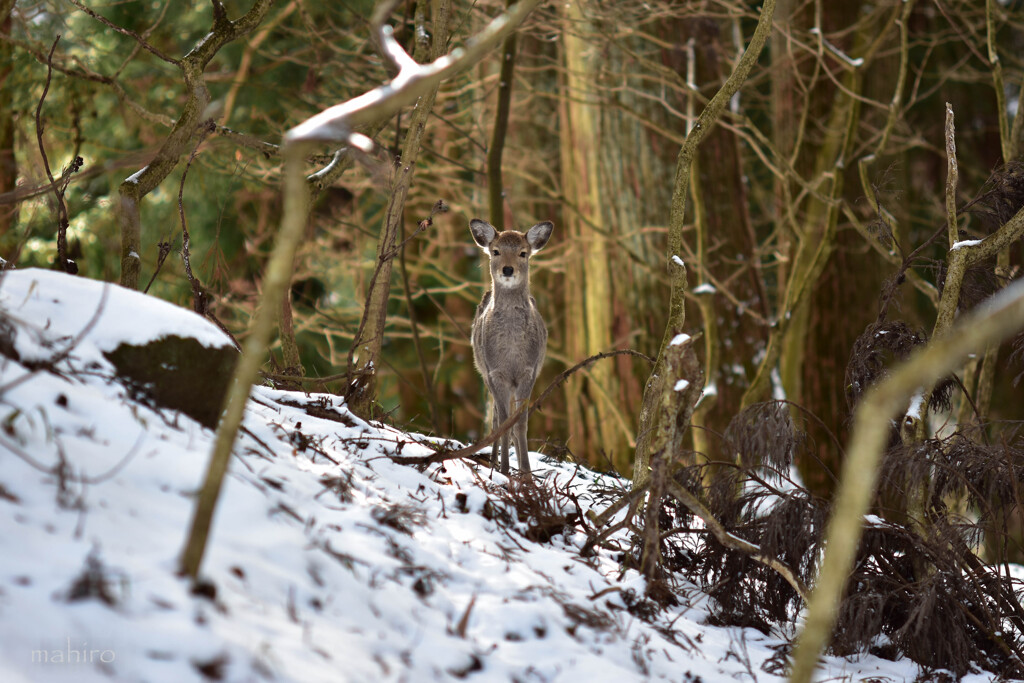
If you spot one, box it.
[502,266,514,277]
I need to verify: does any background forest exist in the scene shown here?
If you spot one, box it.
[3,0,1021,480]
[6,0,1024,678]
[4,0,1024,504]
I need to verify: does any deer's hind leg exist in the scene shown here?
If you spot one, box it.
[511,382,534,477]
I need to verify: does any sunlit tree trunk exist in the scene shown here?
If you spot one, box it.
[558,1,625,471]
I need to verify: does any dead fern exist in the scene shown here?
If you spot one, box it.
[846,321,955,420]
[618,398,1024,679]
[494,476,580,544]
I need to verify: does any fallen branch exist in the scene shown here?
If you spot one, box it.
[388,349,654,467]
[664,479,809,602]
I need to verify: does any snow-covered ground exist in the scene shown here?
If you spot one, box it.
[0,269,1010,682]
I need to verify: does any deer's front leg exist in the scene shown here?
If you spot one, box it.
[488,378,513,475]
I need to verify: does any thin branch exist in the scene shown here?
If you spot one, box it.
[390,349,655,467]
[178,121,217,314]
[945,102,959,248]
[286,0,544,145]
[986,0,1011,162]
[0,285,109,397]
[142,240,174,294]
[34,35,77,274]
[486,0,518,228]
[399,204,448,434]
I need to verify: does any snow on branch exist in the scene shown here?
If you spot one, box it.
[286,0,542,145]
[809,26,864,68]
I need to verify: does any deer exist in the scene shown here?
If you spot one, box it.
[469,217,553,479]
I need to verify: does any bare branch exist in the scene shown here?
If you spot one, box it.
[178,121,217,314]
[33,35,77,274]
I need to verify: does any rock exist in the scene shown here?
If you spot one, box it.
[104,336,237,429]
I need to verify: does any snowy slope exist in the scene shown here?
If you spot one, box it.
[0,269,1007,682]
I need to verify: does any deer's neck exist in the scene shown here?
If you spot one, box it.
[488,278,531,310]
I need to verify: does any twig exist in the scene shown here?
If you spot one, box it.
[664,479,810,602]
[0,284,110,397]
[454,594,475,638]
[142,240,174,294]
[586,482,650,528]
[34,35,78,274]
[178,120,217,314]
[389,349,654,467]
[399,202,449,434]
[0,149,153,206]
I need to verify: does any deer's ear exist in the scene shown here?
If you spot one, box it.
[469,219,498,249]
[526,221,553,252]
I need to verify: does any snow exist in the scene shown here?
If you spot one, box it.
[669,333,690,347]
[0,271,1011,682]
[124,166,148,185]
[0,269,232,365]
[951,238,983,251]
[906,391,925,420]
[692,283,716,295]
[286,23,459,143]
[673,379,690,392]
[809,27,864,67]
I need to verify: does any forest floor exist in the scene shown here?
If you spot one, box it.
[0,268,1015,682]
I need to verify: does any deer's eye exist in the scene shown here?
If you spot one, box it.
[492,249,500,256]
[519,251,527,258]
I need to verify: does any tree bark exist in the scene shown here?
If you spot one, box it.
[558,1,623,471]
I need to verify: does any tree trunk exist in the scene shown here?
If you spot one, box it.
[0,4,17,244]
[347,0,452,418]
[558,1,627,472]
